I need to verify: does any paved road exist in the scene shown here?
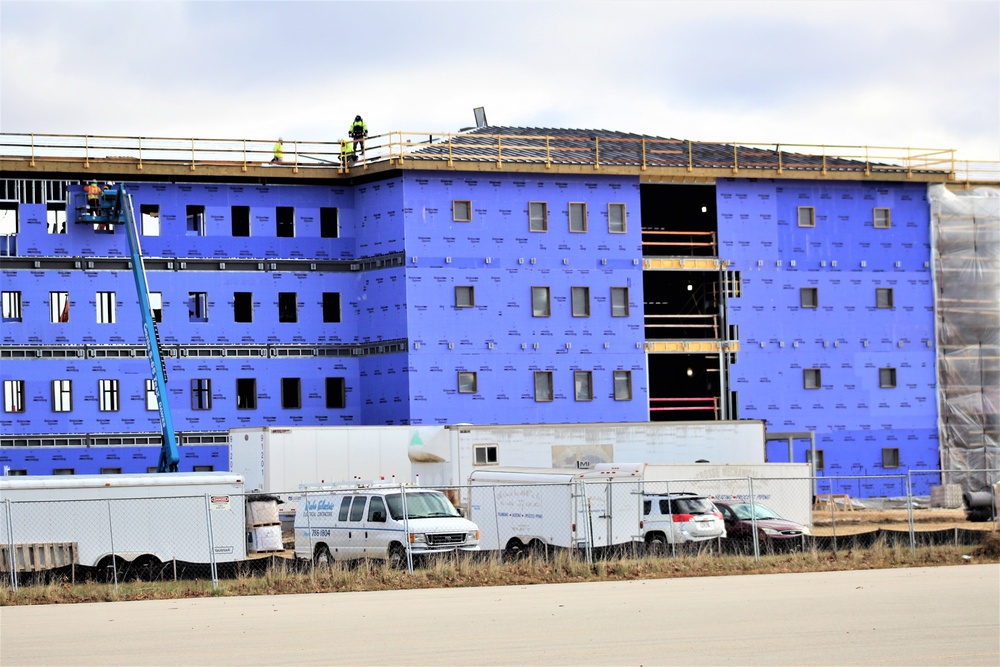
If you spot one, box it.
[2,565,997,666]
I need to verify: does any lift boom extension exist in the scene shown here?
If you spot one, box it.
[81,184,180,472]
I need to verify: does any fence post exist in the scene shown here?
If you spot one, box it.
[204,493,219,589]
[748,476,760,563]
[4,499,17,592]
[401,483,414,574]
[905,474,915,556]
[107,499,119,592]
[304,490,314,574]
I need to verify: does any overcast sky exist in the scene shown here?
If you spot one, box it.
[2,0,997,160]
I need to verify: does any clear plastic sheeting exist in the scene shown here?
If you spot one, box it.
[930,185,1000,493]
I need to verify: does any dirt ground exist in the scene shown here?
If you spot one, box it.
[810,507,997,536]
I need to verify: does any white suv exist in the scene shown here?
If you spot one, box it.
[294,486,480,568]
[641,492,726,548]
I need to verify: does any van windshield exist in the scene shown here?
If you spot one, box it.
[385,492,461,520]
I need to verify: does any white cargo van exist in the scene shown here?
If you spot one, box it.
[293,485,480,568]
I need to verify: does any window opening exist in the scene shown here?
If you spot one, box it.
[608,203,626,233]
[232,205,250,237]
[874,208,891,228]
[569,202,587,232]
[186,205,205,236]
[145,379,157,410]
[879,367,897,388]
[323,292,342,323]
[282,377,301,409]
[455,286,475,309]
[474,444,499,465]
[574,371,593,401]
[453,200,472,222]
[96,291,116,323]
[320,207,339,238]
[571,286,590,317]
[876,288,894,309]
[797,206,815,227]
[614,370,632,401]
[2,291,22,322]
[188,292,208,322]
[532,286,551,317]
[4,379,25,413]
[52,379,72,412]
[803,368,822,389]
[278,292,298,323]
[326,377,346,409]
[611,287,629,317]
[234,292,253,323]
[882,448,900,468]
[99,378,120,412]
[800,287,818,309]
[534,371,553,402]
[50,291,70,323]
[237,378,257,409]
[149,292,162,323]
[140,204,160,236]
[191,378,212,410]
[276,206,294,238]
[458,371,478,394]
[529,202,548,232]
[47,202,66,234]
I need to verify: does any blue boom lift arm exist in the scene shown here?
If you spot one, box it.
[78,184,180,472]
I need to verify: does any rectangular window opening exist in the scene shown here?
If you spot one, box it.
[326,377,346,409]
[191,378,212,410]
[571,286,590,317]
[96,291,116,324]
[453,200,472,222]
[188,292,208,322]
[4,379,26,413]
[879,367,897,388]
[52,379,72,412]
[874,208,891,229]
[281,377,301,409]
[800,287,818,309]
[276,206,295,238]
[2,291,23,322]
[569,202,587,233]
[458,371,478,394]
[608,203,626,233]
[47,202,67,234]
[149,292,163,323]
[278,292,298,323]
[574,371,593,401]
[797,206,815,228]
[474,444,499,466]
[232,205,250,237]
[98,378,120,412]
[234,292,253,323]
[803,368,822,390]
[613,370,632,401]
[529,202,548,232]
[876,288,894,309]
[806,449,825,470]
[455,286,475,309]
[534,371,553,402]
[323,292,342,323]
[611,287,629,317]
[881,448,900,468]
[532,286,551,317]
[320,207,340,238]
[50,291,70,323]
[145,379,157,411]
[186,205,205,237]
[237,378,257,410]
[140,204,161,236]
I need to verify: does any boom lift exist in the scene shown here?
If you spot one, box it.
[77,183,180,472]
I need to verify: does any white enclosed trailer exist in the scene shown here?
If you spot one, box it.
[228,421,767,509]
[467,467,640,555]
[0,472,247,571]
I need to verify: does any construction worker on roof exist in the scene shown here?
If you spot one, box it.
[84,181,102,215]
[271,138,284,164]
[340,139,356,167]
[349,115,368,155]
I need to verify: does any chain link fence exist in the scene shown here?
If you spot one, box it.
[2,471,996,590]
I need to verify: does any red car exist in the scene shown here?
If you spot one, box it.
[713,501,810,551]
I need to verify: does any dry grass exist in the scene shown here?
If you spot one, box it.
[810,507,996,535]
[3,536,997,607]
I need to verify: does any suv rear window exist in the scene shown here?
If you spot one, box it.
[659,497,714,515]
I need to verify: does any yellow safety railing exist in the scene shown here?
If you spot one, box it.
[1,131,997,183]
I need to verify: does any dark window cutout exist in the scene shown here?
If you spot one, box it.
[100,467,122,474]
[5,469,27,476]
[236,378,257,410]
[282,377,301,409]
[804,368,821,389]
[232,205,250,237]
[276,206,294,238]
[806,449,825,470]
[187,205,205,236]
[326,377,346,409]
[278,292,298,323]
[879,367,897,388]
[191,378,212,410]
[882,448,900,468]
[53,468,75,475]
[47,202,67,234]
[234,292,253,323]
[323,292,342,323]
[320,207,339,238]
[800,287,818,309]
[193,465,215,472]
[474,445,498,465]
[876,288,894,309]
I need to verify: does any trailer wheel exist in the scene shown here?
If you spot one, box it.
[503,539,527,562]
[644,533,667,556]
[388,544,407,570]
[527,539,550,559]
[313,544,333,567]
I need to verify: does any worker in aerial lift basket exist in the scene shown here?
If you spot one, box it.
[84,181,102,215]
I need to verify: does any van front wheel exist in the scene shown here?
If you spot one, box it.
[388,544,407,570]
[313,544,332,567]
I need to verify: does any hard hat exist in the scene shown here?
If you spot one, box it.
[278,137,283,142]
[355,115,362,121]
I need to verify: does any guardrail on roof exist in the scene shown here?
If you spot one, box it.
[0,131,996,183]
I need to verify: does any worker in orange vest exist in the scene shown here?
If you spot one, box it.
[84,181,102,215]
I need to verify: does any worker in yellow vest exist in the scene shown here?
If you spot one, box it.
[348,115,368,155]
[84,181,102,215]
[340,139,356,166]
[271,138,284,164]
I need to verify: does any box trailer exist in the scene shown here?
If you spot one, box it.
[468,467,640,556]
[0,472,247,572]
[228,421,768,510]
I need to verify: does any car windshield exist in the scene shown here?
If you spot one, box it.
[729,504,782,521]
[385,491,461,520]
